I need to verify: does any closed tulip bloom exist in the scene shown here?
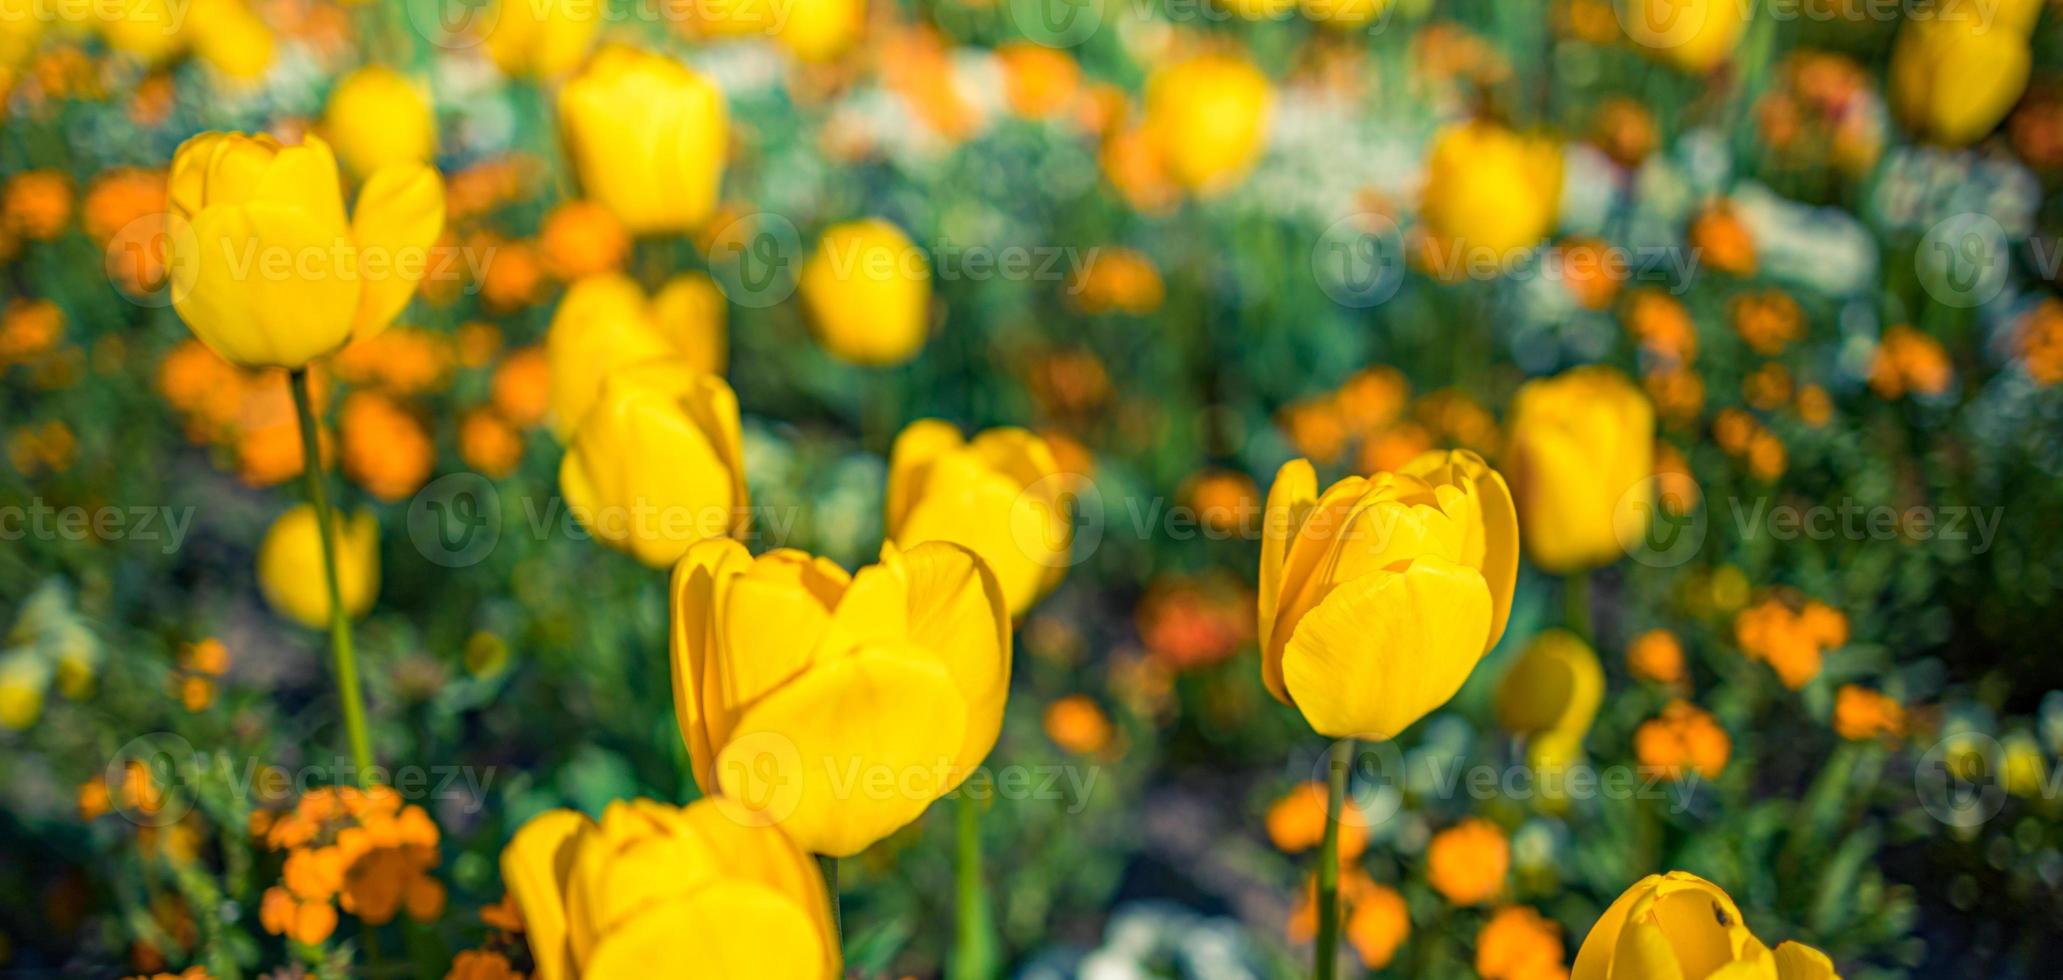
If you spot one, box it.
[546,272,729,438]
[258,505,379,629]
[1622,0,1747,74]
[1573,872,1839,980]
[1504,366,1654,574]
[776,0,864,62]
[483,0,598,79]
[559,45,727,234]
[168,132,445,368]
[559,361,748,567]
[323,66,435,179]
[1420,122,1563,270]
[1143,53,1272,195]
[671,538,1010,856]
[886,419,1071,616]
[799,219,931,366]
[1496,629,1604,779]
[1890,16,2031,148]
[1258,449,1519,739]
[187,0,276,80]
[501,799,839,980]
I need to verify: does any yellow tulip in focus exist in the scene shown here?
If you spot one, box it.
[258,505,379,630]
[1503,366,1654,574]
[323,66,436,179]
[1572,872,1840,980]
[1420,122,1563,272]
[1143,53,1273,196]
[168,132,446,368]
[886,419,1072,616]
[483,0,599,78]
[799,218,931,366]
[559,361,748,567]
[670,538,1010,856]
[1258,449,1519,739]
[546,272,729,438]
[1889,15,2032,148]
[1621,0,1748,74]
[559,45,727,234]
[501,799,840,980]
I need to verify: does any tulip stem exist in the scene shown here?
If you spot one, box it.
[952,792,999,980]
[289,367,376,784]
[819,855,841,944]
[1565,570,1592,643]
[1314,738,1353,980]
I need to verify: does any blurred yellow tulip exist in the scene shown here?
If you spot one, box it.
[187,0,276,80]
[1573,872,1840,980]
[559,45,727,234]
[1218,0,1297,20]
[775,0,865,62]
[799,218,931,366]
[546,272,729,438]
[1495,628,1603,777]
[0,650,52,730]
[1890,16,2032,148]
[1504,366,1654,574]
[1143,53,1273,195]
[1621,0,1747,74]
[886,419,1072,616]
[670,538,1010,856]
[502,799,840,980]
[559,361,748,567]
[168,132,445,368]
[1258,449,1518,739]
[1420,122,1563,271]
[258,505,379,630]
[323,66,435,179]
[483,0,599,78]
[1299,0,1392,29]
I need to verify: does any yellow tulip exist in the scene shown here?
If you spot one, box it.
[323,66,436,179]
[502,798,840,980]
[1420,122,1563,271]
[1890,16,2031,148]
[546,272,729,439]
[1504,366,1654,574]
[559,361,748,568]
[1299,0,1391,29]
[187,0,276,80]
[559,45,727,234]
[1495,628,1603,777]
[1218,0,1297,20]
[483,0,599,79]
[775,0,865,62]
[258,505,379,630]
[670,538,1010,856]
[168,132,445,368]
[1573,872,1840,980]
[798,218,931,367]
[1143,53,1273,195]
[886,420,1072,616]
[0,650,51,730]
[90,0,186,64]
[1621,0,1747,74]
[1258,449,1518,739]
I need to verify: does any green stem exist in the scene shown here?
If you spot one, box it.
[1314,739,1353,980]
[1565,569,1592,643]
[952,792,999,980]
[289,368,375,783]
[819,855,841,947]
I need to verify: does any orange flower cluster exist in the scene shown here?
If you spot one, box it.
[1833,684,1905,742]
[1558,238,1624,310]
[1043,695,1116,756]
[7,418,74,476]
[1634,700,1731,780]
[82,167,170,294]
[1626,628,1687,686]
[340,391,434,502]
[538,199,630,280]
[173,638,230,712]
[1024,347,1113,418]
[1475,905,1568,980]
[1689,203,1756,277]
[1267,781,1368,860]
[332,327,456,397]
[444,894,528,980]
[1134,573,1255,670]
[1732,290,1803,355]
[156,340,327,487]
[1624,290,1706,426]
[1288,870,1411,968]
[2,169,72,240]
[1713,408,1786,482]
[1426,817,1509,906]
[2016,299,2063,387]
[1068,247,1165,315]
[0,297,64,368]
[1734,594,1847,689]
[1756,52,1884,176]
[1279,367,1495,472]
[1868,325,1953,400]
[252,786,446,947]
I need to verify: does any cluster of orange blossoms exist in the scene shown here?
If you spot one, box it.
[1634,700,1733,781]
[1713,407,1789,482]
[1134,573,1257,671]
[250,786,446,947]
[1426,817,1511,906]
[2018,298,2063,386]
[1279,367,1496,475]
[172,638,230,712]
[1475,904,1569,980]
[1626,628,1688,687]
[1868,325,1954,400]
[1734,594,1849,689]
[1833,685,1907,742]
[157,340,322,487]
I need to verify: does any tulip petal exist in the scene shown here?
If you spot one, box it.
[254,136,348,232]
[717,646,968,857]
[671,538,753,793]
[706,561,838,746]
[678,800,842,977]
[897,541,1011,786]
[349,161,446,340]
[1572,873,1655,980]
[1279,557,1491,739]
[499,809,592,980]
[886,418,965,531]
[1615,919,1688,980]
[676,372,751,538]
[1259,458,1318,703]
[895,450,1055,615]
[1772,941,1838,980]
[584,884,824,980]
[175,201,361,368]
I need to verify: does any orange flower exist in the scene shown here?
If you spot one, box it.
[1559,238,1623,310]
[1044,695,1115,755]
[1134,574,1256,670]
[1795,383,1833,427]
[1742,362,1793,411]
[1281,398,1348,465]
[1868,325,1953,399]
[1027,349,1112,415]
[446,949,522,980]
[1426,818,1508,906]
[0,298,64,367]
[456,321,502,369]
[1101,125,1180,215]
[1833,684,1905,742]
[479,893,525,933]
[479,239,545,311]
[1689,203,1755,277]
[1358,423,1435,475]
[539,199,630,279]
[1344,881,1410,968]
[1475,905,1567,980]
[79,776,112,821]
[1592,97,1657,167]
[1643,367,1705,426]
[1068,247,1164,314]
[3,170,72,239]
[1734,594,1846,689]
[997,41,1080,119]
[83,167,170,292]
[1184,468,1259,535]
[1266,781,1368,860]
[180,639,230,676]
[1336,366,1410,434]
[460,408,524,479]
[1634,700,1731,780]
[340,392,434,502]
[2021,299,2063,386]
[1732,290,1803,356]
[491,347,552,428]
[1627,628,1687,686]
[177,676,214,711]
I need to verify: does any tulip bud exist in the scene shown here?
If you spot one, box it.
[483,0,599,79]
[546,272,729,439]
[670,538,1010,856]
[559,45,727,234]
[1503,366,1654,574]
[1890,16,2031,148]
[258,505,379,629]
[1419,122,1563,273]
[1572,872,1838,980]
[1143,53,1272,195]
[1258,449,1518,739]
[886,419,1072,616]
[775,0,864,62]
[323,66,435,179]
[1621,0,1747,74]
[559,361,748,567]
[799,219,931,367]
[502,799,841,980]
[168,132,446,368]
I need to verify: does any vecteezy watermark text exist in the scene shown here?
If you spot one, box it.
[0,500,194,554]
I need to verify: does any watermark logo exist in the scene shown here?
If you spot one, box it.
[1312,213,1407,309]
[707,211,803,309]
[1616,475,1707,568]
[1916,732,2007,829]
[407,473,503,567]
[1007,0,1104,48]
[1916,212,2008,309]
[1012,470,1106,570]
